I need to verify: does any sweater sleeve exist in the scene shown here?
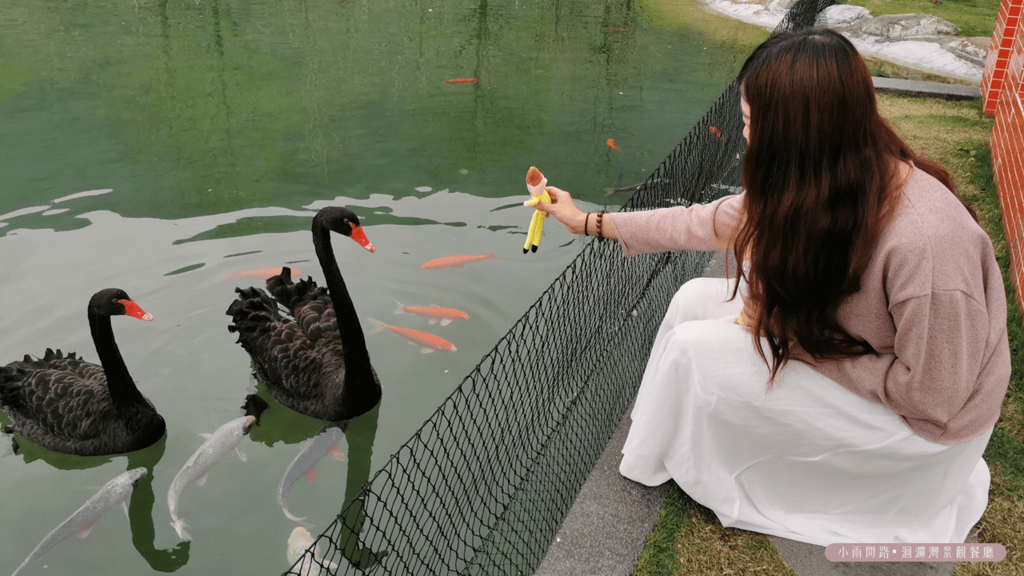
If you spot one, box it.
[605,194,744,256]
[881,291,990,441]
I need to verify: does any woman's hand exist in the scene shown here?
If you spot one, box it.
[533,186,588,235]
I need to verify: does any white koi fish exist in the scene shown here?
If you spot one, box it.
[167,415,256,540]
[287,526,338,575]
[277,425,346,526]
[12,467,147,576]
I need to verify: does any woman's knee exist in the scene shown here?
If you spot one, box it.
[664,319,753,362]
[665,277,739,323]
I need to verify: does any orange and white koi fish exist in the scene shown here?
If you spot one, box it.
[709,126,724,140]
[443,78,479,83]
[277,425,345,527]
[394,300,470,326]
[420,251,499,270]
[367,318,456,353]
[606,138,620,150]
[223,267,303,282]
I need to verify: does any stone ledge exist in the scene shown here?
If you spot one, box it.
[872,76,982,100]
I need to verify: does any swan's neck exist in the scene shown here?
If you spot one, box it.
[89,313,146,407]
[313,226,373,379]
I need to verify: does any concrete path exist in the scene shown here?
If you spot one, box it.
[533,398,670,576]
[872,77,982,100]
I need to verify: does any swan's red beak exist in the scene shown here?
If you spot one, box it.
[117,299,154,321]
[350,225,375,253]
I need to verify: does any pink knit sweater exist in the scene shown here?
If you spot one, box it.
[606,168,1010,445]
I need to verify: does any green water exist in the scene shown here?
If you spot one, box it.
[0,0,753,573]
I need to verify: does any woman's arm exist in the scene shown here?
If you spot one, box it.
[534,186,745,253]
[536,185,752,324]
[883,291,1003,440]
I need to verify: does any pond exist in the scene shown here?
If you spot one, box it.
[0,0,761,573]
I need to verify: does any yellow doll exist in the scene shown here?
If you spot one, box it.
[523,166,551,253]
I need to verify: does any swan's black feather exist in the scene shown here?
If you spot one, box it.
[225,209,381,422]
[0,291,165,457]
[227,273,363,420]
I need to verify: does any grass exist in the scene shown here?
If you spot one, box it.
[640,0,772,50]
[632,94,1024,576]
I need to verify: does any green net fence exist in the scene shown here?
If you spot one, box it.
[284,0,834,573]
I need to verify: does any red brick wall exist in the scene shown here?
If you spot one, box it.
[983,0,1023,115]
[990,11,1024,309]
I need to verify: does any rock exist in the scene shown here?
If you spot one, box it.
[940,37,988,66]
[962,37,992,52]
[700,0,984,83]
[847,13,960,39]
[816,4,871,27]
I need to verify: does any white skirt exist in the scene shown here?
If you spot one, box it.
[620,277,992,546]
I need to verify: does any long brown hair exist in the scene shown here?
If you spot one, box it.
[733,28,966,384]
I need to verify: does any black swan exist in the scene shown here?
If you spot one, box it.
[0,288,165,456]
[226,206,382,422]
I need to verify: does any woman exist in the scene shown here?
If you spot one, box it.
[535,28,1009,546]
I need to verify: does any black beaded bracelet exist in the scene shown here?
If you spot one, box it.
[596,210,606,239]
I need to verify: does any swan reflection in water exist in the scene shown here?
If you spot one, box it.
[126,437,192,572]
[0,429,190,573]
[242,386,387,571]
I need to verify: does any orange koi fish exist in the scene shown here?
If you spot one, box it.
[367,319,457,353]
[223,267,303,282]
[606,27,627,32]
[394,300,470,326]
[606,138,620,150]
[709,126,724,140]
[443,78,479,83]
[420,251,499,270]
